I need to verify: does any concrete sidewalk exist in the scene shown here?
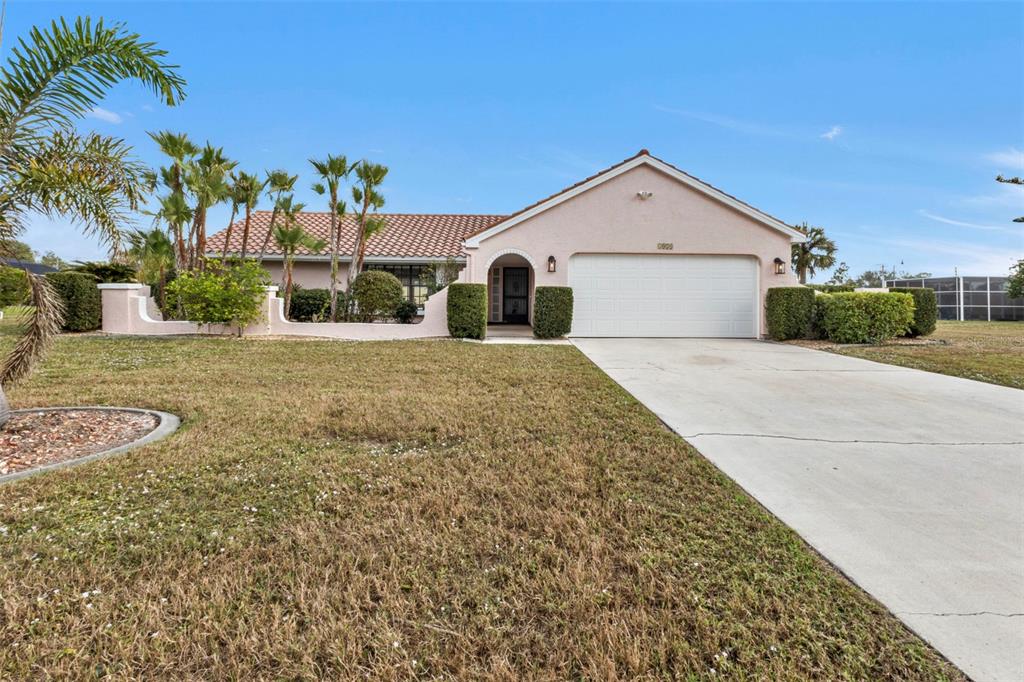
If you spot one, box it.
[572,338,1024,682]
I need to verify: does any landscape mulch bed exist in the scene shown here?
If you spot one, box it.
[0,409,158,476]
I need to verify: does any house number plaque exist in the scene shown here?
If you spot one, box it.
[657,242,674,250]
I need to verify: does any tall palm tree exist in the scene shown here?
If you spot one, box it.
[256,169,298,264]
[272,200,325,318]
[347,161,388,288]
[220,173,243,260]
[0,17,185,427]
[791,222,837,284]
[148,131,198,268]
[184,144,235,270]
[310,154,352,320]
[232,171,265,259]
[125,228,176,309]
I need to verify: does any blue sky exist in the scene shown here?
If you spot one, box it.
[8,1,1024,280]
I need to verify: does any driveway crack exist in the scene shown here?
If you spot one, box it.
[681,432,1024,446]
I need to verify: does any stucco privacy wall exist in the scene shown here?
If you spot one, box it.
[465,163,799,335]
[98,284,450,339]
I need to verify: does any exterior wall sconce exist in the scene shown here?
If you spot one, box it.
[636,191,653,200]
[547,255,557,273]
[774,258,786,275]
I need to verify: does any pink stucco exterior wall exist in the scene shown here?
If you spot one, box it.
[464,163,799,335]
[263,260,349,289]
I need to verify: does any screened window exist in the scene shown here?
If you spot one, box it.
[364,264,430,306]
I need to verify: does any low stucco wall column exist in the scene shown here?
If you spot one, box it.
[98,283,147,334]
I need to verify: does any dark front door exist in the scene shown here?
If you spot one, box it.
[502,267,529,324]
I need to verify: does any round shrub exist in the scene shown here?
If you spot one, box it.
[289,288,331,322]
[889,287,937,337]
[46,271,101,332]
[817,292,915,344]
[0,265,31,308]
[165,260,270,334]
[447,283,486,339]
[533,286,573,338]
[765,286,815,340]
[395,299,419,324]
[349,270,404,321]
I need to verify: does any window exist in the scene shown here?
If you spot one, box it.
[364,264,430,306]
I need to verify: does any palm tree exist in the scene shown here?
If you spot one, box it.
[125,228,176,309]
[256,170,298,264]
[233,171,265,259]
[791,222,837,284]
[0,17,185,427]
[310,155,352,320]
[346,161,388,289]
[272,200,325,318]
[184,144,235,270]
[149,131,198,268]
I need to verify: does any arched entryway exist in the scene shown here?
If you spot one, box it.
[485,250,536,328]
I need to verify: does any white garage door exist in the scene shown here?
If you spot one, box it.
[568,254,758,337]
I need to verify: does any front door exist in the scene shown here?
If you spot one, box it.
[502,267,529,324]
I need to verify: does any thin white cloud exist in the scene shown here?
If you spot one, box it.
[820,125,843,141]
[917,209,1019,233]
[140,104,154,113]
[654,105,794,138]
[86,107,122,124]
[880,236,1021,275]
[984,147,1024,170]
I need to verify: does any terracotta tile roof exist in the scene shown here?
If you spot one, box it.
[207,212,505,259]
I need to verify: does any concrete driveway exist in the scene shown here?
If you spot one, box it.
[572,338,1024,682]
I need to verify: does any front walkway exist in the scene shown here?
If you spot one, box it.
[572,338,1024,682]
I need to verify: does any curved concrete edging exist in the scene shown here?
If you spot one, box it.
[0,407,181,485]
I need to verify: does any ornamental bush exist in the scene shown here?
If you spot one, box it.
[68,261,137,283]
[889,287,937,337]
[816,292,915,344]
[395,299,419,324]
[447,283,486,339]
[0,265,30,307]
[765,286,815,340]
[288,288,331,322]
[806,283,855,293]
[166,259,269,335]
[45,271,101,332]
[533,286,573,338]
[349,270,404,321]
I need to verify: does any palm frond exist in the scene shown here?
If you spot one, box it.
[0,271,63,386]
[0,17,186,154]
[0,131,149,251]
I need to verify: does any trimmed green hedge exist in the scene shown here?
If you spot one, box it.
[765,287,815,340]
[447,283,486,339]
[68,261,137,283]
[0,265,30,307]
[46,271,101,332]
[816,292,914,344]
[806,283,855,293]
[288,288,331,321]
[350,270,403,321]
[889,287,937,337]
[533,286,573,339]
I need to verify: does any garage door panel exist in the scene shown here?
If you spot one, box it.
[569,254,757,338]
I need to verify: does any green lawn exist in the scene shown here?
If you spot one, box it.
[0,324,962,679]
[825,321,1024,389]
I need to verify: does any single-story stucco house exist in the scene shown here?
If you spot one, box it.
[206,150,805,338]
